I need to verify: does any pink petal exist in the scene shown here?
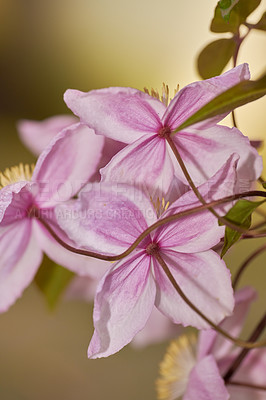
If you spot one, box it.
[132,307,183,348]
[34,219,110,276]
[64,87,166,144]
[32,123,104,207]
[228,349,266,400]
[56,182,157,255]
[155,154,238,253]
[17,115,77,156]
[0,220,42,312]
[101,133,175,195]
[154,250,234,329]
[172,125,262,187]
[0,182,35,225]
[163,64,250,129]
[87,252,156,358]
[184,355,229,400]
[198,287,257,361]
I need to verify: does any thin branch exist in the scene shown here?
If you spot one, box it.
[233,243,266,289]
[153,251,266,350]
[224,312,266,381]
[227,381,266,391]
[33,190,266,263]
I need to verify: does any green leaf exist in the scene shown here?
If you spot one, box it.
[173,72,266,133]
[219,0,239,21]
[262,182,266,189]
[197,38,236,79]
[253,12,266,31]
[220,199,266,257]
[35,256,74,310]
[211,0,261,33]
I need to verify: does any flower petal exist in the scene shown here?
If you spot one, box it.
[154,250,234,329]
[155,154,238,252]
[56,182,157,255]
[34,218,110,276]
[0,182,35,225]
[229,349,266,400]
[64,87,166,143]
[32,123,104,207]
[184,355,229,400]
[163,64,250,129]
[17,115,77,156]
[0,220,42,312]
[198,286,257,361]
[87,252,156,358]
[132,307,182,348]
[101,134,175,195]
[172,125,262,187]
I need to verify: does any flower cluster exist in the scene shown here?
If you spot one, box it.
[1,64,265,399]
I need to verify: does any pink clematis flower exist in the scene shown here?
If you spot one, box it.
[56,154,238,358]
[156,287,266,400]
[0,123,105,313]
[64,64,262,195]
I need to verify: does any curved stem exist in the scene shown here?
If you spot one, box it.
[224,312,266,382]
[153,251,266,350]
[34,190,266,262]
[233,243,266,289]
[227,381,266,391]
[165,135,264,235]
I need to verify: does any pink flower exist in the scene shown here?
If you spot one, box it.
[57,155,238,358]
[0,123,104,312]
[156,287,266,400]
[64,64,262,195]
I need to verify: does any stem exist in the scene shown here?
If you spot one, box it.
[34,190,266,262]
[165,135,263,235]
[153,251,266,350]
[233,243,266,289]
[227,381,266,391]
[224,312,266,382]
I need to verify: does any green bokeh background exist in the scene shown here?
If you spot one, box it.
[0,1,265,399]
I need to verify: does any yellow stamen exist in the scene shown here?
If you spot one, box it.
[144,83,179,106]
[156,334,197,400]
[150,196,170,217]
[0,163,35,189]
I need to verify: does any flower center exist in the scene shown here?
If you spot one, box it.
[158,126,172,139]
[0,163,35,189]
[146,242,160,255]
[143,83,179,106]
[156,334,197,400]
[150,196,170,218]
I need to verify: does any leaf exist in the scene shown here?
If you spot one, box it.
[35,256,74,309]
[262,182,266,189]
[253,12,266,31]
[219,0,239,22]
[173,72,266,133]
[220,199,266,257]
[197,38,236,79]
[211,0,261,33]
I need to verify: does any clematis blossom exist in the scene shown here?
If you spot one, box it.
[56,154,239,358]
[0,123,105,313]
[64,64,262,196]
[156,287,266,400]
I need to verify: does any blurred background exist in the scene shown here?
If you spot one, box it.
[0,0,265,399]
